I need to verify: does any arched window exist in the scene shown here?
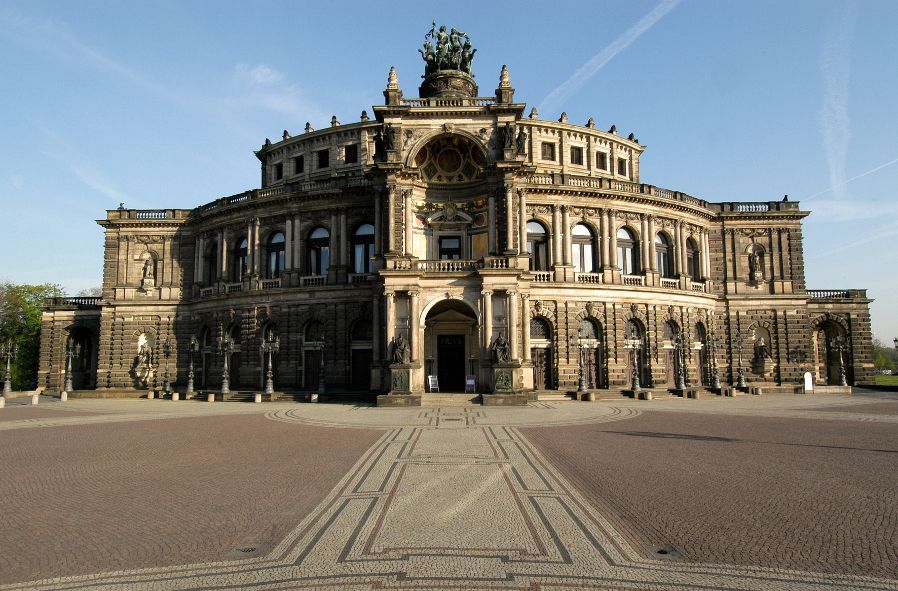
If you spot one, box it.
[352,319,373,341]
[352,224,375,274]
[204,242,218,285]
[655,233,673,278]
[686,237,701,279]
[305,320,324,343]
[527,221,549,271]
[578,318,599,339]
[616,228,640,275]
[266,232,286,278]
[572,223,595,273]
[232,237,248,281]
[308,227,330,276]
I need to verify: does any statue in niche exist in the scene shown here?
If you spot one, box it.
[492,333,510,363]
[502,122,514,150]
[383,123,396,151]
[141,258,156,289]
[754,338,771,363]
[748,250,763,282]
[515,127,528,154]
[391,333,410,364]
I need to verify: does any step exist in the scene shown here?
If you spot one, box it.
[421,394,481,407]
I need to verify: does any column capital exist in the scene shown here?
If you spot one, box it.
[481,290,493,297]
[507,289,518,296]
[408,290,419,298]
[384,290,396,298]
[520,293,530,301]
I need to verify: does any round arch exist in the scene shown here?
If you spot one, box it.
[404,130,492,170]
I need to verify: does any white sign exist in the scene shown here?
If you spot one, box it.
[803,371,813,392]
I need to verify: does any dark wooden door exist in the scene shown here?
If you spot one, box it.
[532,347,553,390]
[304,349,321,390]
[351,349,372,391]
[437,335,465,391]
[583,348,603,389]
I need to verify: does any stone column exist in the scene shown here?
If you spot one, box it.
[521,293,531,362]
[374,190,382,256]
[246,220,254,275]
[218,229,226,280]
[640,215,649,273]
[508,290,519,361]
[482,290,493,354]
[372,293,381,362]
[562,206,571,265]
[385,291,395,346]
[253,218,261,274]
[702,230,711,278]
[293,213,302,273]
[552,205,562,266]
[339,209,348,267]
[404,189,414,256]
[505,188,515,253]
[647,216,656,271]
[677,221,686,275]
[518,189,527,254]
[408,291,419,362]
[609,211,618,269]
[285,218,293,270]
[488,192,497,255]
[600,209,610,269]
[387,187,396,253]
[194,236,201,283]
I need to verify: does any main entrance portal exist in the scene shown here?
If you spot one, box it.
[424,299,478,393]
[437,335,465,391]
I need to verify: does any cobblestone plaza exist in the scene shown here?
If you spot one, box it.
[2,392,897,590]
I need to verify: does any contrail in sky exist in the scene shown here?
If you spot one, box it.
[803,155,898,201]
[539,0,680,115]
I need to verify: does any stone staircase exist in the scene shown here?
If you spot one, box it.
[421,393,481,407]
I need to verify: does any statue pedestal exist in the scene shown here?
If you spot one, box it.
[484,362,527,406]
[419,70,478,99]
[378,363,422,407]
[752,357,775,379]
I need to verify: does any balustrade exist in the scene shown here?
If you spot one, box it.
[807,289,850,299]
[575,272,602,284]
[660,278,679,289]
[690,281,706,293]
[531,271,552,283]
[199,286,215,297]
[300,275,326,287]
[622,274,645,287]
[225,282,243,293]
[260,278,281,290]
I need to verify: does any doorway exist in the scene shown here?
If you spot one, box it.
[437,335,465,391]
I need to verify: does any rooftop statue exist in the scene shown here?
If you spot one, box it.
[420,21,476,77]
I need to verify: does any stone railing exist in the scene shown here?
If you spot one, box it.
[531,271,552,283]
[199,286,215,297]
[348,273,374,284]
[417,259,480,273]
[521,174,709,209]
[300,275,326,287]
[225,282,243,293]
[44,296,102,309]
[260,278,281,290]
[483,256,512,270]
[401,96,496,108]
[622,274,645,287]
[660,278,679,289]
[807,289,850,299]
[575,272,602,284]
[690,281,706,293]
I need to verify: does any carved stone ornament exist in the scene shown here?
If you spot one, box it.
[585,302,595,317]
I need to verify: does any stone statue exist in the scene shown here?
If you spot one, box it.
[383,123,396,151]
[420,22,475,76]
[749,251,762,281]
[492,334,510,364]
[754,338,770,363]
[515,127,528,154]
[392,334,410,364]
[141,258,155,288]
[502,122,514,149]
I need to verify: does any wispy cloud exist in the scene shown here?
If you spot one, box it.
[539,0,680,115]
[230,62,327,125]
[809,221,898,260]
[817,2,857,202]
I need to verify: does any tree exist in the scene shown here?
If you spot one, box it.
[76,287,102,297]
[0,282,65,390]
[872,338,898,372]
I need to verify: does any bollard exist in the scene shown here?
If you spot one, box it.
[0,396,5,408]
[147,391,155,399]
[60,391,68,402]
[207,392,215,402]
[309,392,319,403]
[254,392,262,403]
[172,392,179,401]
[586,391,595,402]
[31,393,40,405]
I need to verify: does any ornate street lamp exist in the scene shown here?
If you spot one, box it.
[707,333,721,390]
[218,329,234,395]
[186,335,199,394]
[317,343,326,398]
[62,336,81,395]
[829,335,848,387]
[1,338,17,396]
[624,326,642,393]
[673,329,686,391]
[161,339,172,396]
[569,329,586,393]
[261,331,280,395]
[734,328,746,389]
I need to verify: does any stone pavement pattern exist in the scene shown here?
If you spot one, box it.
[0,394,896,590]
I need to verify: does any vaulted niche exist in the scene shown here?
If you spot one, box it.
[413,134,486,185]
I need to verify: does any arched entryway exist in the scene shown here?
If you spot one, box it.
[350,319,373,391]
[67,326,97,389]
[814,320,849,385]
[577,318,605,389]
[530,316,554,390]
[423,299,478,392]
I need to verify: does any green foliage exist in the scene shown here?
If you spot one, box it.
[872,338,898,371]
[0,282,65,390]
[874,374,898,387]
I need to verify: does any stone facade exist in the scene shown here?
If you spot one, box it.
[39,39,873,402]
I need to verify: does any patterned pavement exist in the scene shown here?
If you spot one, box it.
[1,393,897,590]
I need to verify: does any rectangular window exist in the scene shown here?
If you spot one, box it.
[438,236,462,260]
[293,155,304,174]
[274,162,283,180]
[317,149,329,169]
[617,157,628,177]
[541,142,556,161]
[344,144,358,164]
[570,146,583,165]
[596,152,608,170]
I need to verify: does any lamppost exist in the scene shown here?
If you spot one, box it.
[829,335,848,387]
[569,330,586,393]
[316,343,326,399]
[186,335,199,395]
[161,339,172,396]
[673,329,686,391]
[624,326,642,393]
[62,336,81,396]
[218,330,234,396]
[1,338,17,396]
[707,333,721,390]
[734,328,746,389]
[261,331,280,395]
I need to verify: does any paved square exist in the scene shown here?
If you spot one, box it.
[1,392,896,590]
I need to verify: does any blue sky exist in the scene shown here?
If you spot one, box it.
[1,0,896,343]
